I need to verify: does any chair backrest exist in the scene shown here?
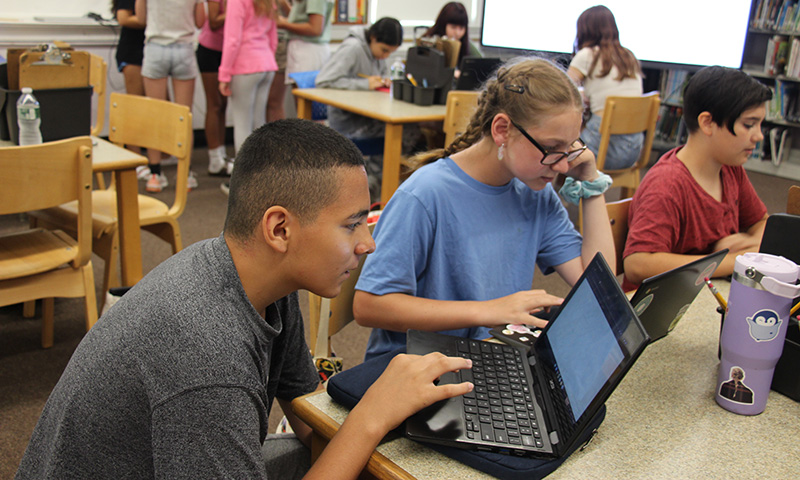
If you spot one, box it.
[89,53,107,136]
[788,185,800,215]
[606,197,632,276]
[443,90,479,148]
[596,91,660,172]
[0,137,94,267]
[309,220,377,358]
[108,92,192,216]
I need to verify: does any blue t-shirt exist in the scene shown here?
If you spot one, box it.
[356,158,582,359]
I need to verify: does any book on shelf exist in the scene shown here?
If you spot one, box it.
[767,126,792,165]
[765,79,800,122]
[785,37,800,77]
[335,0,365,23]
[660,70,689,105]
[655,104,684,143]
[753,0,800,32]
[764,35,789,75]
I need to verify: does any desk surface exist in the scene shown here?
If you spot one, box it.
[296,281,800,479]
[292,88,447,124]
[0,137,146,171]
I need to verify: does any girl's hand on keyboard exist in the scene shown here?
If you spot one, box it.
[483,289,563,329]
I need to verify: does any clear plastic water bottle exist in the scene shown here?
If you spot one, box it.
[17,87,42,146]
[390,58,405,81]
[390,58,405,98]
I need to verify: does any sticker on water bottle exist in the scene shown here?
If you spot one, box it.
[718,366,754,404]
[746,308,782,342]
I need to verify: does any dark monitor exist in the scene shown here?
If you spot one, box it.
[455,57,503,91]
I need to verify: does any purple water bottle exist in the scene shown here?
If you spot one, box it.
[716,253,800,415]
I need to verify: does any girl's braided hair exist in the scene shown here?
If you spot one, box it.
[406,57,583,171]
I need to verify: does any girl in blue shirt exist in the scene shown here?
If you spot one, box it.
[353,57,616,359]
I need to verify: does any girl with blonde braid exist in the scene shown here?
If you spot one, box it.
[353,57,616,360]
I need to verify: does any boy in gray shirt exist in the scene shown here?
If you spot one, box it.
[16,119,474,479]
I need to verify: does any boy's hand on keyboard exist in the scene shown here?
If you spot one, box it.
[484,290,563,329]
[359,353,473,432]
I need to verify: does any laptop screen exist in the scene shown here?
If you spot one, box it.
[535,255,648,429]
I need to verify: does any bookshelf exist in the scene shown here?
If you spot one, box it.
[742,0,800,180]
[653,69,690,152]
[334,0,367,25]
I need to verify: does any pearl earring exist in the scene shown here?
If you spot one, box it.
[498,143,505,161]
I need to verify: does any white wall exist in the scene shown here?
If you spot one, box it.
[0,0,114,19]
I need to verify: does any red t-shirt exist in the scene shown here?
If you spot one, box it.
[622,147,767,291]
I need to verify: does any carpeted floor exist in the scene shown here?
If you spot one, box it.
[0,146,796,479]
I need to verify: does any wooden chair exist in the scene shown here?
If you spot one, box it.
[606,197,632,276]
[89,53,107,136]
[0,137,98,348]
[788,185,800,215]
[309,220,377,359]
[89,54,110,188]
[595,91,661,198]
[29,93,193,306]
[443,90,479,148]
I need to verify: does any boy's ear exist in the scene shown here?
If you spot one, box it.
[261,206,292,253]
[697,112,716,136]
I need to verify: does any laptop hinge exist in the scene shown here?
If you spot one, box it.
[549,431,559,445]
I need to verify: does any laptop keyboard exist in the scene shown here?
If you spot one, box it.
[456,338,545,449]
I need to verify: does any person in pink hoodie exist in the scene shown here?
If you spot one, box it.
[219,0,278,164]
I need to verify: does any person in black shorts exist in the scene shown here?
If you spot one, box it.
[112,0,146,160]
[197,0,232,176]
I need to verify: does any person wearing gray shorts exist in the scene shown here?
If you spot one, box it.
[137,0,204,193]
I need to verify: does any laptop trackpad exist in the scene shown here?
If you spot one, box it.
[407,393,465,438]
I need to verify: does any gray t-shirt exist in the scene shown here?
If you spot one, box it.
[16,235,319,479]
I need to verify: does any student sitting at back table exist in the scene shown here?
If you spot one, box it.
[424,2,481,72]
[317,17,422,199]
[567,5,643,170]
[622,66,770,291]
[15,120,473,480]
[352,57,616,361]
[316,17,401,136]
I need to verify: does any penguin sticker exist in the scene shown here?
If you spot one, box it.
[746,309,782,342]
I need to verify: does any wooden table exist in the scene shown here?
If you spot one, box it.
[88,137,147,286]
[292,88,447,206]
[292,280,800,479]
[2,136,147,286]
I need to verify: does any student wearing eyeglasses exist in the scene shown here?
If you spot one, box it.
[352,57,616,360]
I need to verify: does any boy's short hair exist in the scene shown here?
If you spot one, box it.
[224,119,365,240]
[683,66,772,134]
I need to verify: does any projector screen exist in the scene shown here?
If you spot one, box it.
[481,0,753,70]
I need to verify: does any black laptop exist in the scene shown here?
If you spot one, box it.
[455,57,503,91]
[491,249,728,348]
[405,253,649,458]
[629,249,728,342]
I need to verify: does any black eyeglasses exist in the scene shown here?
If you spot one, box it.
[509,118,587,165]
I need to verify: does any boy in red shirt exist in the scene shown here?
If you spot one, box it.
[622,66,770,291]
